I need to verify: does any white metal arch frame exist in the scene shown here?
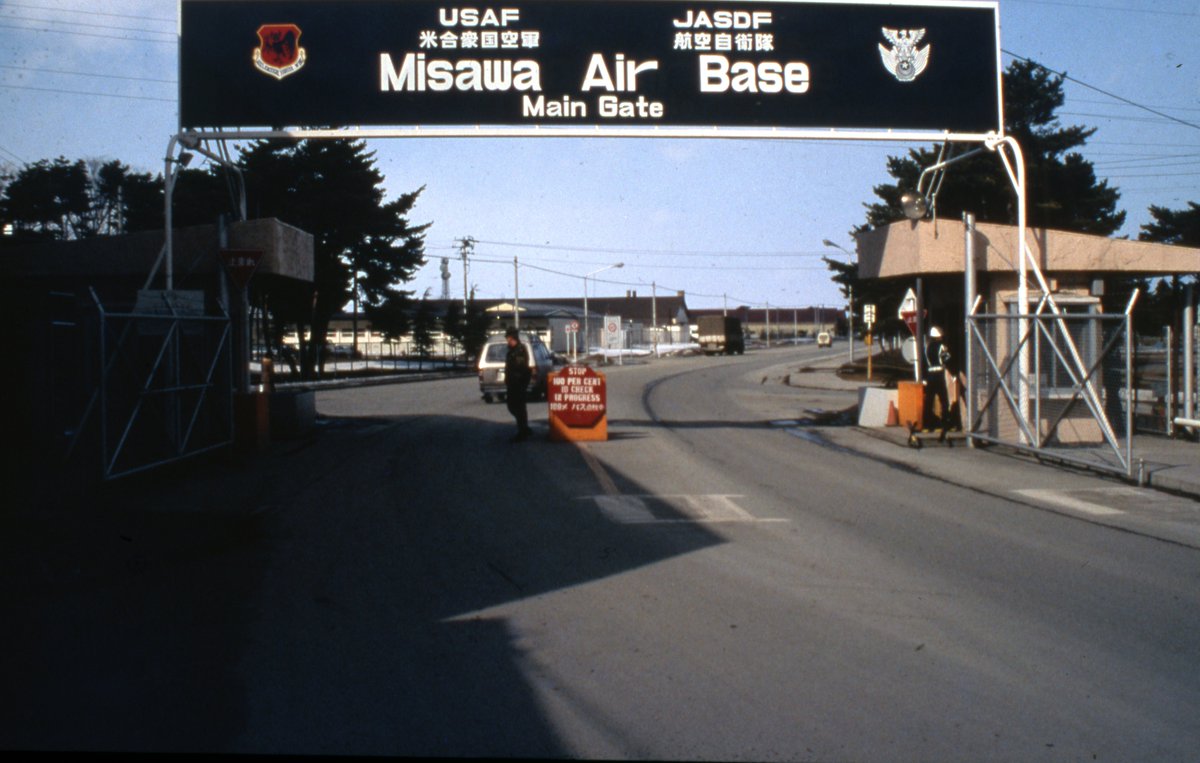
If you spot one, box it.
[157,125,1124,463]
[157,124,1011,292]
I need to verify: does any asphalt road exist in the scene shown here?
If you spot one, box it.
[5,345,1199,759]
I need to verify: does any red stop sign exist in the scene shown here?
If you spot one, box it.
[548,366,606,429]
[220,248,263,291]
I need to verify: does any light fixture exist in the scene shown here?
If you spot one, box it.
[177,151,194,167]
[899,190,928,220]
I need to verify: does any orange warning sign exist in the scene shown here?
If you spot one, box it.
[548,365,607,442]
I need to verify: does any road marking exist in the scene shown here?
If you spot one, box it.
[590,494,787,525]
[576,443,785,524]
[1015,488,1124,516]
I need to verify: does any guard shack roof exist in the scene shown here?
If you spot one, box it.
[857,219,1199,284]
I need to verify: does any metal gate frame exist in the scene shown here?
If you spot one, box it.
[966,291,1140,478]
[65,289,233,480]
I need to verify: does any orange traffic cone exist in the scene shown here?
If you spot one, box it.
[886,401,900,427]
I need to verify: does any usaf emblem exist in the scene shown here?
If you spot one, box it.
[879,28,930,83]
[254,24,306,80]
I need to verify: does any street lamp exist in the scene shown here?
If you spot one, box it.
[583,263,623,359]
[823,239,856,362]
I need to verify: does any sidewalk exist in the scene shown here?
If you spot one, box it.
[788,362,1200,501]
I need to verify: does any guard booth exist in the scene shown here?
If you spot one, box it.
[857,218,1200,474]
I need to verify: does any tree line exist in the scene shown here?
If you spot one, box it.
[0,138,501,379]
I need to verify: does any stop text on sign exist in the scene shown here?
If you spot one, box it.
[548,365,607,429]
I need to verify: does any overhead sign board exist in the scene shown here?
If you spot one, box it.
[179,0,1002,135]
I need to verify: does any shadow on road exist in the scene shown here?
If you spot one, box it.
[2,411,724,755]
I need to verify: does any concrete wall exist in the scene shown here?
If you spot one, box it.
[0,218,313,283]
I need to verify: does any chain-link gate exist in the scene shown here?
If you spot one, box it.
[1133,325,1200,437]
[966,294,1138,478]
[65,290,233,480]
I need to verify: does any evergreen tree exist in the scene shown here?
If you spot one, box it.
[237,138,429,378]
[833,59,1128,333]
[1132,201,1200,335]
[0,157,173,242]
[441,301,465,366]
[461,297,494,362]
[862,59,1124,235]
[0,157,90,242]
[410,294,438,368]
[1140,201,1200,248]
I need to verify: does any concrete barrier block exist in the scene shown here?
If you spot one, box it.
[858,387,899,427]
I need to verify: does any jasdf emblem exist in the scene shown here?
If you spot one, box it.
[254,24,306,80]
[879,28,929,83]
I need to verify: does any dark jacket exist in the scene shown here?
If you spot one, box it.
[505,341,532,392]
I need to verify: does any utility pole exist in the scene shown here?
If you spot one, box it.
[652,281,658,356]
[513,256,520,329]
[459,236,474,310]
[848,284,855,362]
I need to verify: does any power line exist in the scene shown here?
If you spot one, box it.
[465,252,829,272]
[0,12,175,36]
[0,22,175,44]
[0,63,176,85]
[0,143,28,166]
[2,1,176,23]
[1091,140,1200,148]
[1092,156,1200,168]
[1071,97,1200,115]
[1002,0,1197,16]
[1005,50,1200,132]
[0,82,175,102]
[1061,111,1194,126]
[473,238,832,258]
[1099,171,1200,179]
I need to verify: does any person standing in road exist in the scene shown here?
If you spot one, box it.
[504,327,534,442]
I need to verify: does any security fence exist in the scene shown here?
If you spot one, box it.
[1133,325,1200,437]
[966,294,1137,478]
[65,290,233,480]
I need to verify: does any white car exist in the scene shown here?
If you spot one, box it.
[476,331,556,403]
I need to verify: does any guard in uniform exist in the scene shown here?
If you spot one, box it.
[504,327,534,442]
[925,326,952,436]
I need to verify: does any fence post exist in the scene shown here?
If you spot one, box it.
[1185,285,1195,427]
[1166,325,1174,437]
[1125,308,1135,477]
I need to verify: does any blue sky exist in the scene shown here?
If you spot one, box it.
[1,0,1196,311]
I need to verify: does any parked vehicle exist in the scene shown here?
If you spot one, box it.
[816,331,833,348]
[697,315,745,355]
[477,331,556,403]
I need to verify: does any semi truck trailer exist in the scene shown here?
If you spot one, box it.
[698,315,745,355]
